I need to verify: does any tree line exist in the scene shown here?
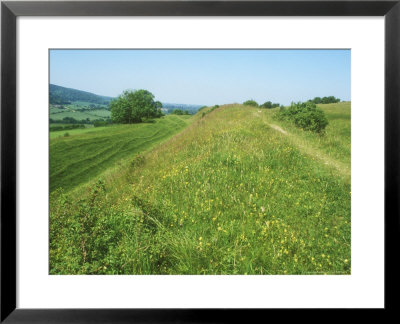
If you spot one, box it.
[242,96,341,109]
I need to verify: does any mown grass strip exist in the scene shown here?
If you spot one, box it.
[50,115,191,192]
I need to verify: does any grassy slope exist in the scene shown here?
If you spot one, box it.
[50,104,351,275]
[268,101,351,181]
[50,115,191,192]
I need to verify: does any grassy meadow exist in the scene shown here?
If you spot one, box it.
[50,107,111,121]
[50,115,191,192]
[50,103,351,275]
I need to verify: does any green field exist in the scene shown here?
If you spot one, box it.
[49,107,111,121]
[50,103,351,275]
[50,115,191,192]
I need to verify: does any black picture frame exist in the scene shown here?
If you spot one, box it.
[1,0,399,322]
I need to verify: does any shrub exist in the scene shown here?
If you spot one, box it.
[278,101,328,134]
[171,109,184,115]
[261,101,272,109]
[261,101,280,109]
[243,100,258,107]
[64,132,70,137]
[310,96,340,104]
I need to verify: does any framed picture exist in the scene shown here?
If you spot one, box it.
[1,0,398,321]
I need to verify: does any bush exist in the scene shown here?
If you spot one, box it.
[243,100,258,107]
[310,96,340,104]
[261,101,280,109]
[261,101,272,109]
[64,132,70,137]
[171,109,184,115]
[278,101,328,134]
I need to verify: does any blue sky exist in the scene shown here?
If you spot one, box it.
[50,49,350,106]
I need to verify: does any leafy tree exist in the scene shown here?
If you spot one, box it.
[243,100,258,107]
[321,96,340,104]
[310,96,340,104]
[171,109,184,115]
[261,101,280,109]
[261,101,272,109]
[278,101,328,134]
[311,97,321,104]
[110,90,162,124]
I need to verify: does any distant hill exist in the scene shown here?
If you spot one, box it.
[49,84,113,105]
[162,103,204,114]
[49,84,204,113]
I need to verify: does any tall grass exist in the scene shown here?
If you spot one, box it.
[50,104,351,275]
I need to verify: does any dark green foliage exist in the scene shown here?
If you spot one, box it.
[278,101,329,134]
[50,84,113,105]
[261,101,272,108]
[310,96,340,104]
[199,105,221,118]
[243,100,258,107]
[261,101,280,109]
[50,124,85,132]
[171,109,189,115]
[93,120,111,127]
[209,105,219,113]
[110,89,163,124]
[60,117,79,124]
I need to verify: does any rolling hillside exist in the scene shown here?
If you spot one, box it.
[50,115,192,192]
[50,84,113,105]
[49,85,204,120]
[50,103,351,275]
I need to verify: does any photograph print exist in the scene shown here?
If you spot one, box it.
[49,49,351,275]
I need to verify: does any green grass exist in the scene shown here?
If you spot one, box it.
[50,115,191,192]
[271,102,351,168]
[50,125,99,139]
[50,104,350,275]
[69,101,109,108]
[50,108,111,121]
